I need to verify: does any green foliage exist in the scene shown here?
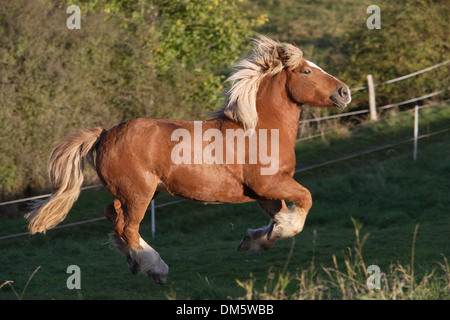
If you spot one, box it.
[337,0,450,108]
[149,0,267,109]
[0,0,145,195]
[152,0,264,68]
[79,0,267,110]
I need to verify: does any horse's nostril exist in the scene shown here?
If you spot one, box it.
[338,86,348,98]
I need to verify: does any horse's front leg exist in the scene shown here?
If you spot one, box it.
[238,199,284,251]
[238,176,312,251]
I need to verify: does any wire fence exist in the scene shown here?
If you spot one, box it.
[350,59,450,92]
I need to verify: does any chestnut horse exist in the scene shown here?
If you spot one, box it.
[26,36,351,284]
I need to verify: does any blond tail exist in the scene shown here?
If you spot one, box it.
[25,127,106,234]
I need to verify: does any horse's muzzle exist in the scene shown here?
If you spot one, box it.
[330,86,351,109]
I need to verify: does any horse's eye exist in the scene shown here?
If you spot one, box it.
[303,69,311,75]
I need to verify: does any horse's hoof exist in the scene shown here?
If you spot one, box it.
[126,255,140,275]
[149,272,167,285]
[266,221,275,240]
[238,230,277,251]
[238,234,251,251]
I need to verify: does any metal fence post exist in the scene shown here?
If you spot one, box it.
[413,105,419,161]
[151,199,155,238]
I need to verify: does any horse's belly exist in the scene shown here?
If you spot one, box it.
[157,167,254,203]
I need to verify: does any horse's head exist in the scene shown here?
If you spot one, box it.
[277,44,351,109]
[221,36,352,130]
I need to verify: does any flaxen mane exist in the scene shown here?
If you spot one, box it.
[220,35,303,129]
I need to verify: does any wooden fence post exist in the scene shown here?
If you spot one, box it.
[367,74,378,121]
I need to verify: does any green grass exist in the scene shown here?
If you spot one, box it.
[0,104,449,299]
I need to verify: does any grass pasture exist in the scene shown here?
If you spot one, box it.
[1,103,449,300]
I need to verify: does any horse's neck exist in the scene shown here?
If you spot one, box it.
[255,73,301,143]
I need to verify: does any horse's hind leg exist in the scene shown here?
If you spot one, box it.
[105,200,139,274]
[105,189,168,284]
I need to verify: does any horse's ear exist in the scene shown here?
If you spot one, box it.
[276,46,287,62]
[292,41,300,49]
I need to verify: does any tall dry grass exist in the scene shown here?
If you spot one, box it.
[236,220,450,300]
